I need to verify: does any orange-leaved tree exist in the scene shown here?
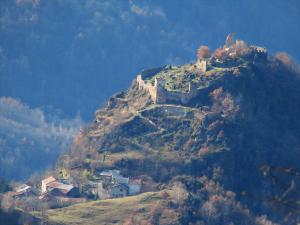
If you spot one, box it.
[197,45,211,60]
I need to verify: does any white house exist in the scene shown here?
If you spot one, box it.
[99,170,141,198]
[15,184,31,193]
[128,179,141,195]
[11,184,32,198]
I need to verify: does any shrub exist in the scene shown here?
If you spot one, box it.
[214,48,225,60]
[275,52,293,67]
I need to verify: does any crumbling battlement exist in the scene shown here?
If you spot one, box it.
[136,74,199,104]
[136,75,159,102]
[196,59,207,73]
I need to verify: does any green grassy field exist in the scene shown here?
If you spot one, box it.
[33,191,179,225]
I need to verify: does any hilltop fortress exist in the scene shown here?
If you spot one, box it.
[136,34,267,105]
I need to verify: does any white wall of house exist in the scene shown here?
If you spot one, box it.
[41,176,56,193]
[41,182,48,193]
[129,184,141,195]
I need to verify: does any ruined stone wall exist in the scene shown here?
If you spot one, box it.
[136,75,200,104]
[196,59,207,73]
[155,82,198,104]
[136,75,157,102]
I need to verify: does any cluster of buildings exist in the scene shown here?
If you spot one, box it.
[84,170,141,199]
[39,176,79,200]
[101,170,141,197]
[8,176,79,200]
[8,170,141,201]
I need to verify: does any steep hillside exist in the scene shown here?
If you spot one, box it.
[37,178,278,225]
[53,38,300,224]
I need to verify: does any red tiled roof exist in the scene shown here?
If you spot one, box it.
[9,190,27,197]
[46,181,61,188]
[47,181,74,193]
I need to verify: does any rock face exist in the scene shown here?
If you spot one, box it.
[63,38,300,224]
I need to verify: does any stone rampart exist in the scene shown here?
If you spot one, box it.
[136,75,199,104]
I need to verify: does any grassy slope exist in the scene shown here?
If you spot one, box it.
[146,63,228,92]
[36,191,179,225]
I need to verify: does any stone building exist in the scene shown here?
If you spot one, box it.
[41,176,79,198]
[99,170,129,185]
[110,183,129,198]
[98,170,141,198]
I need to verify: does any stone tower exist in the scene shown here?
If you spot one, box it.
[197,59,207,73]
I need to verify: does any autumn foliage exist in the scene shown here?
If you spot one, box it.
[214,47,225,60]
[197,45,211,60]
[275,52,294,67]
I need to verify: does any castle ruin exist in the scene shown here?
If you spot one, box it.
[136,34,267,105]
[196,59,207,73]
[136,74,199,104]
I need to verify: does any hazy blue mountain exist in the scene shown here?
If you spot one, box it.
[0,97,83,181]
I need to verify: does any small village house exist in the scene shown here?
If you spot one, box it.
[110,183,129,198]
[98,170,141,198]
[84,181,109,199]
[46,181,79,197]
[15,184,31,193]
[41,176,79,198]
[41,176,56,193]
[99,170,129,185]
[9,184,32,198]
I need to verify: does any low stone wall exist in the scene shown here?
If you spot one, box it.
[156,84,198,104]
